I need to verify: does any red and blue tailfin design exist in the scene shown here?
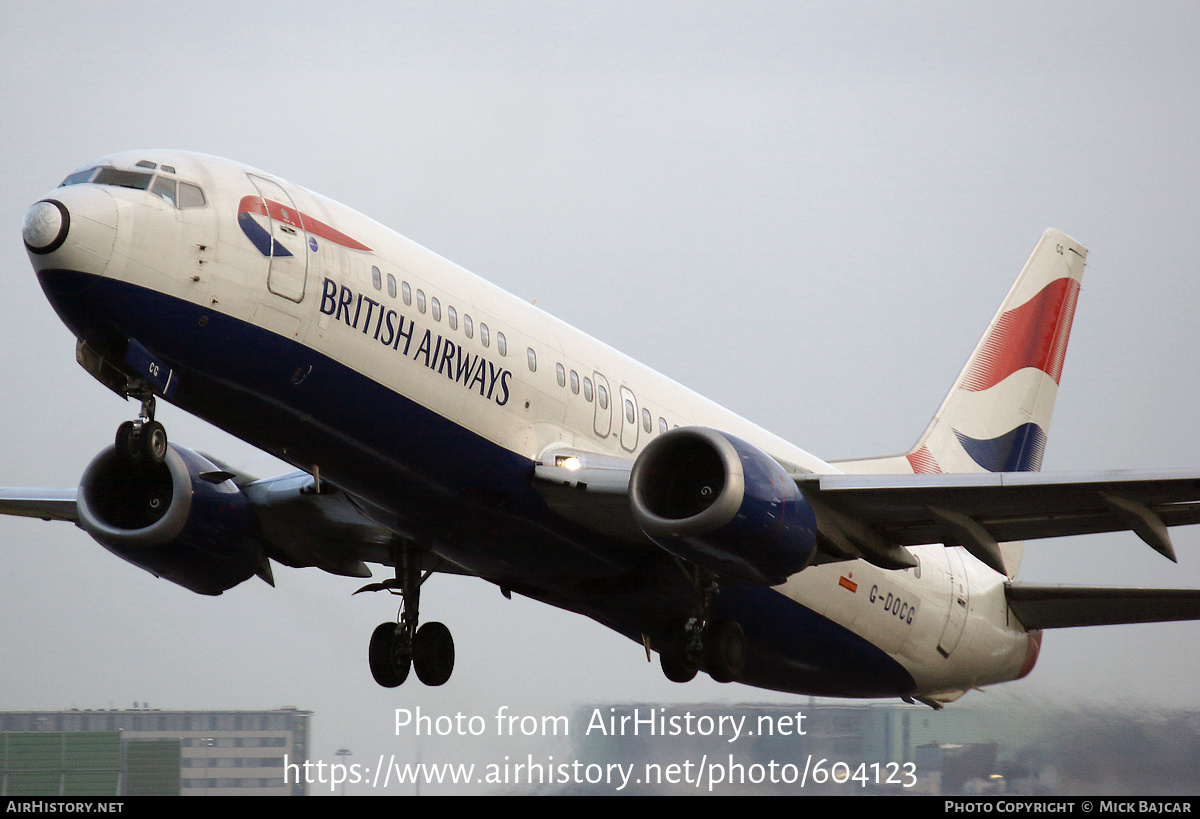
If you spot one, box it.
[835,229,1087,477]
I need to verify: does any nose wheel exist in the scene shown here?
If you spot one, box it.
[115,391,168,463]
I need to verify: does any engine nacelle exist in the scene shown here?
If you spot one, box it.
[629,427,818,585]
[76,444,261,595]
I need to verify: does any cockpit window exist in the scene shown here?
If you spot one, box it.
[59,164,207,208]
[60,168,97,186]
[92,167,153,190]
[177,182,206,208]
[151,177,177,206]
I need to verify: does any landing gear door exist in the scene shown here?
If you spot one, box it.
[246,174,309,303]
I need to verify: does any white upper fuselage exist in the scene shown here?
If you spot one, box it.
[26,150,1034,700]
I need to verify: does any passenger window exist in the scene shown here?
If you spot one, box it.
[556,363,566,387]
[526,347,536,371]
[659,417,667,434]
[480,323,490,347]
[416,289,426,313]
[642,408,652,432]
[464,315,473,338]
[402,281,412,306]
[583,377,593,402]
[431,297,441,321]
[598,384,608,410]
[448,306,458,330]
[498,332,507,356]
[387,273,397,298]
[371,266,382,290]
[624,399,635,424]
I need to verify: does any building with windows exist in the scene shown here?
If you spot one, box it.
[0,707,311,796]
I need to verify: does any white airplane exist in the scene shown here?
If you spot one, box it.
[12,150,1200,707]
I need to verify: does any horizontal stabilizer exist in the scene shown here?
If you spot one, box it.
[1007,584,1200,629]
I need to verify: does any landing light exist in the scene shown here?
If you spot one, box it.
[555,455,582,471]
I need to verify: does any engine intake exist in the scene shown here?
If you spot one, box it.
[630,427,818,585]
[77,444,261,595]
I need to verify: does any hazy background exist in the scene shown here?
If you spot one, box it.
[2,2,1199,793]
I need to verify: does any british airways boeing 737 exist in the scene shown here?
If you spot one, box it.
[11,150,1200,707]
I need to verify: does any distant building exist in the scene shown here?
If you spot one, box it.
[570,701,1200,795]
[0,707,311,796]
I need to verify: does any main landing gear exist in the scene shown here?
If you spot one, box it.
[115,390,167,463]
[659,569,747,684]
[359,544,455,688]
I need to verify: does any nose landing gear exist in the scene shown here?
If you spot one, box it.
[115,391,167,463]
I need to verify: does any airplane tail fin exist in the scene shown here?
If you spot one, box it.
[835,229,1088,477]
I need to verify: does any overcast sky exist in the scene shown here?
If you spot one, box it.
[2,2,1200,794]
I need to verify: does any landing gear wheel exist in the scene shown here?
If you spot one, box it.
[704,619,746,683]
[369,622,411,688]
[660,648,698,683]
[412,621,455,686]
[659,619,698,683]
[116,421,139,460]
[142,421,167,463]
[115,385,166,463]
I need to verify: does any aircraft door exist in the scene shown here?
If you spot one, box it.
[247,174,309,303]
[592,371,612,439]
[618,386,639,452]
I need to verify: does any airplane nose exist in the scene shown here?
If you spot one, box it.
[23,199,70,254]
[23,185,118,275]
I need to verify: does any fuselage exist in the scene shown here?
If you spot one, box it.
[23,150,1035,700]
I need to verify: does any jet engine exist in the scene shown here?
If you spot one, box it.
[629,427,818,585]
[76,444,261,595]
